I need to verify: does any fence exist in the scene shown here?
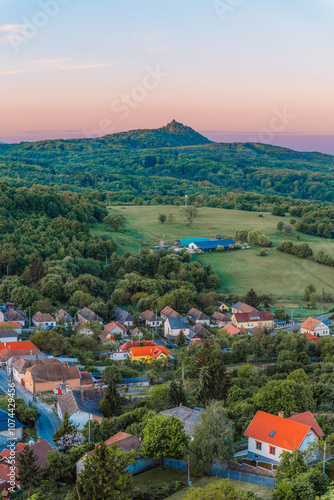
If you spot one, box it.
[163,459,276,488]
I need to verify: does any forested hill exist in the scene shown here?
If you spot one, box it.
[0,121,333,203]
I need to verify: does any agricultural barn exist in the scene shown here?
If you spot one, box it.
[174,237,210,247]
[189,239,236,252]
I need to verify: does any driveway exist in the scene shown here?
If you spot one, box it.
[0,368,60,446]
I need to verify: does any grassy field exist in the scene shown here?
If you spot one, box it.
[132,468,273,500]
[166,476,273,500]
[91,205,334,301]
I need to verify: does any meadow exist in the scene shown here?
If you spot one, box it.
[91,205,334,303]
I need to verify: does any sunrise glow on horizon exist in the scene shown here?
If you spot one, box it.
[1,0,334,153]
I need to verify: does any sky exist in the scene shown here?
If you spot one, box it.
[1,0,334,154]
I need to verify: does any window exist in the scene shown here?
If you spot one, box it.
[256,441,262,450]
[269,431,276,438]
[269,446,276,455]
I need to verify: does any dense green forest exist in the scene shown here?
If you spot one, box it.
[1,121,333,204]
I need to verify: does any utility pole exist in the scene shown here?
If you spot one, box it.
[29,306,31,330]
[323,440,327,474]
[188,455,190,485]
[6,265,8,277]
[185,195,188,207]
[290,310,294,330]
[182,368,185,387]
[88,413,91,443]
[155,309,158,339]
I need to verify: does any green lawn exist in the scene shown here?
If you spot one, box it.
[133,466,188,487]
[92,205,334,300]
[166,476,274,500]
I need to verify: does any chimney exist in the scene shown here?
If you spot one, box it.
[63,362,66,367]
[179,403,182,407]
[37,438,41,442]
[81,396,84,403]
[278,411,284,418]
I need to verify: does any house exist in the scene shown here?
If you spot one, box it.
[174,237,210,247]
[188,239,236,252]
[140,310,163,327]
[190,324,212,337]
[103,321,127,338]
[218,323,246,336]
[12,357,60,386]
[216,301,229,313]
[232,302,258,315]
[0,407,24,439]
[160,306,182,320]
[187,308,210,325]
[0,461,19,492]
[24,361,94,394]
[211,311,231,327]
[119,340,157,352]
[114,307,133,327]
[77,307,103,324]
[164,316,190,338]
[32,312,56,329]
[0,308,27,327]
[232,311,274,330]
[300,317,330,337]
[245,410,324,465]
[55,309,73,325]
[160,405,204,436]
[128,345,171,363]
[0,328,18,343]
[73,321,100,337]
[130,327,144,339]
[118,377,151,387]
[106,350,129,361]
[0,341,41,369]
[0,321,22,334]
[76,432,153,477]
[57,389,104,429]
[1,440,54,471]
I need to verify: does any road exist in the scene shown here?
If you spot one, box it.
[0,368,60,446]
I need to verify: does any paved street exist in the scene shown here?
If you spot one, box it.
[0,368,60,446]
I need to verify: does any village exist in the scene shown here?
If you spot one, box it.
[0,289,332,498]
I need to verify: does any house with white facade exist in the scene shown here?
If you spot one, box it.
[140,310,163,328]
[32,312,56,329]
[57,388,105,429]
[187,308,210,325]
[0,328,17,343]
[300,317,330,337]
[164,316,190,338]
[245,410,324,465]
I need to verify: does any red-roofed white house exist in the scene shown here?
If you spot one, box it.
[104,321,127,338]
[300,317,330,337]
[245,410,323,465]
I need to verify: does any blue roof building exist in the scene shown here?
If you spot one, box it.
[174,237,210,247]
[190,239,237,252]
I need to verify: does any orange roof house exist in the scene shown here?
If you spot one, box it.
[218,324,245,336]
[300,317,330,337]
[128,345,171,363]
[244,410,323,464]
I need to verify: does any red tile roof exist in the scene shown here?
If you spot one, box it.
[300,317,323,332]
[234,311,274,323]
[0,340,37,351]
[120,340,156,352]
[304,333,321,343]
[105,432,131,445]
[187,308,210,321]
[219,324,245,335]
[33,312,55,323]
[244,410,322,451]
[104,321,127,333]
[129,346,171,358]
[287,411,324,438]
[0,321,22,329]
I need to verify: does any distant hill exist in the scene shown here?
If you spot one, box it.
[0,121,333,203]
